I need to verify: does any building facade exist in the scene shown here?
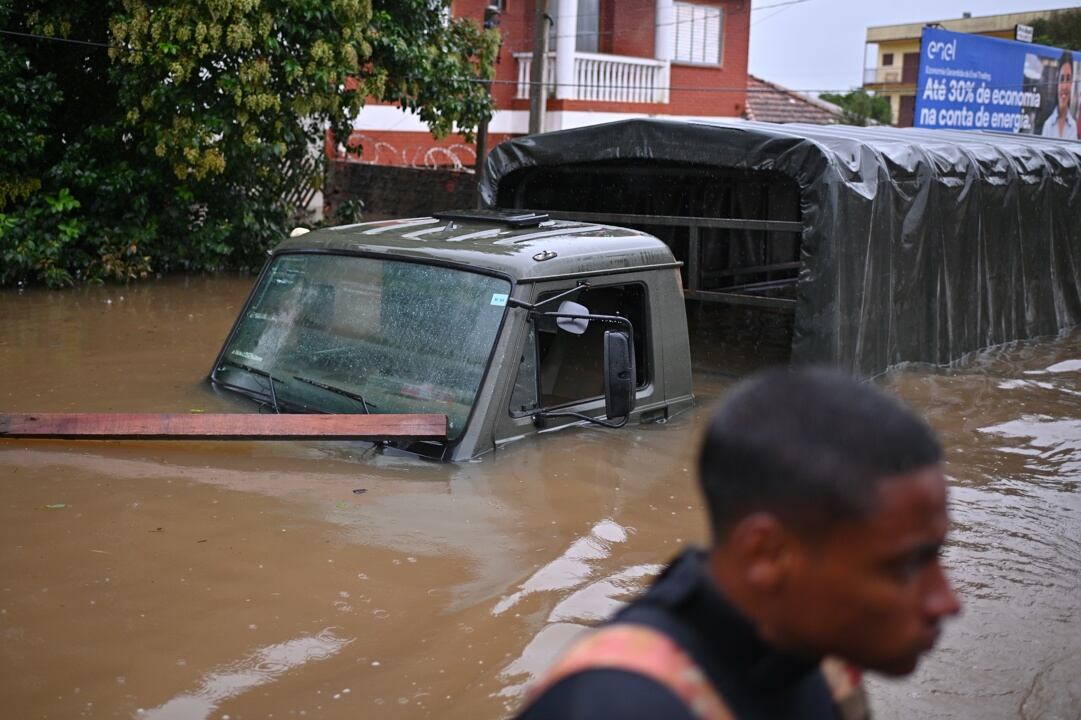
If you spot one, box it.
[863,8,1074,127]
[346,0,750,168]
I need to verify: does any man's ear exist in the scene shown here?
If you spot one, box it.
[727,513,800,591]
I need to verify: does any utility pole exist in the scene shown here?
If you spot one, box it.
[475,4,502,208]
[528,0,550,135]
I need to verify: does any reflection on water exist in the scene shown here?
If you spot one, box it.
[980,417,1081,481]
[490,519,665,707]
[493,519,631,616]
[140,629,353,720]
[547,563,663,625]
[494,561,664,708]
[0,280,1077,720]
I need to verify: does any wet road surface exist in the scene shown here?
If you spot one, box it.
[1,277,1078,719]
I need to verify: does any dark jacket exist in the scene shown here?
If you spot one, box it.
[516,549,842,720]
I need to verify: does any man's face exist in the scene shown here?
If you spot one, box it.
[778,465,961,675]
[1059,62,1073,114]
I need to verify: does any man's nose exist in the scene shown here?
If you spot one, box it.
[924,563,962,620]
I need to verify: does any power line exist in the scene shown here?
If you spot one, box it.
[462,75,1059,97]
[2,1,820,56]
[506,0,809,25]
[497,1,815,46]
[752,0,815,11]
[500,9,698,45]
[4,3,814,62]
[751,0,815,26]
[0,28,129,51]
[2,25,1057,98]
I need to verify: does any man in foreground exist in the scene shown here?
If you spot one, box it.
[516,367,962,719]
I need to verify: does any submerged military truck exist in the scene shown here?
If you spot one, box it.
[209,210,693,461]
[13,120,1076,457]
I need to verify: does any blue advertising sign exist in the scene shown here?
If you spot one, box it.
[914,27,1078,139]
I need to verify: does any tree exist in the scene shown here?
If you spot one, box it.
[819,89,892,127]
[1032,9,1081,51]
[0,0,498,287]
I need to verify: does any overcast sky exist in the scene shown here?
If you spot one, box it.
[748,0,1081,95]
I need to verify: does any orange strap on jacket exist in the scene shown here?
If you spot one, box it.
[821,656,870,720]
[528,624,870,720]
[528,624,735,720]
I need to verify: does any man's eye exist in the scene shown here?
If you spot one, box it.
[886,559,920,581]
[885,546,941,580]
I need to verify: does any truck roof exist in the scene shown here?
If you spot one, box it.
[274,214,679,283]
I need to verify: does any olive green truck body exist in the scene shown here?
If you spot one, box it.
[209,212,694,461]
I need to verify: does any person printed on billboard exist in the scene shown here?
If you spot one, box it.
[1042,50,1077,139]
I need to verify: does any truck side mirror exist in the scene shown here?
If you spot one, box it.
[603,330,636,420]
[555,300,590,334]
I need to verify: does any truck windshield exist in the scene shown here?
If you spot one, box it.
[212,253,510,441]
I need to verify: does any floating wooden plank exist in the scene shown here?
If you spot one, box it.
[0,413,447,441]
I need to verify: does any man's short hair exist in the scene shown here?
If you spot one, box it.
[699,367,942,540]
[1061,50,1073,70]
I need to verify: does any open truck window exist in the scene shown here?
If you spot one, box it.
[211,253,510,440]
[510,283,649,415]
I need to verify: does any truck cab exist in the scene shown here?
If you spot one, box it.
[209,210,693,460]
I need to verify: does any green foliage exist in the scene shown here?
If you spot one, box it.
[0,34,60,209]
[367,1,500,140]
[0,0,495,288]
[1032,9,1081,51]
[330,197,366,226]
[820,89,893,127]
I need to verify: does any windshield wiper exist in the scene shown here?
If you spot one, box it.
[292,375,378,414]
[219,358,283,413]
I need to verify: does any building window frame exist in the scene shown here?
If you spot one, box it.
[882,52,894,66]
[550,0,601,53]
[673,1,724,67]
[576,0,600,53]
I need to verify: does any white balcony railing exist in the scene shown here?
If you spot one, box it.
[863,67,902,85]
[515,52,670,104]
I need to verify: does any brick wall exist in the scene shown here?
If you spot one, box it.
[326,162,478,221]
[453,0,530,107]
[629,0,750,117]
[608,0,656,58]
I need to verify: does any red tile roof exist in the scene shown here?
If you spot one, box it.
[744,75,844,125]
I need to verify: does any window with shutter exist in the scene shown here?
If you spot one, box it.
[673,2,723,65]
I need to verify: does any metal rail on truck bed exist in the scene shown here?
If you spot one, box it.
[0,413,448,441]
[546,211,800,311]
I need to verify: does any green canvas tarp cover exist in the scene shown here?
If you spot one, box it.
[481,119,1081,376]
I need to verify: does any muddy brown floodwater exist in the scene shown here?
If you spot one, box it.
[1,276,1078,720]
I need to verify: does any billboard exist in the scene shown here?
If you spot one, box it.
[914,27,1078,139]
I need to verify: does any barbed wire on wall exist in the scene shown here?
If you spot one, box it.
[341,133,478,172]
